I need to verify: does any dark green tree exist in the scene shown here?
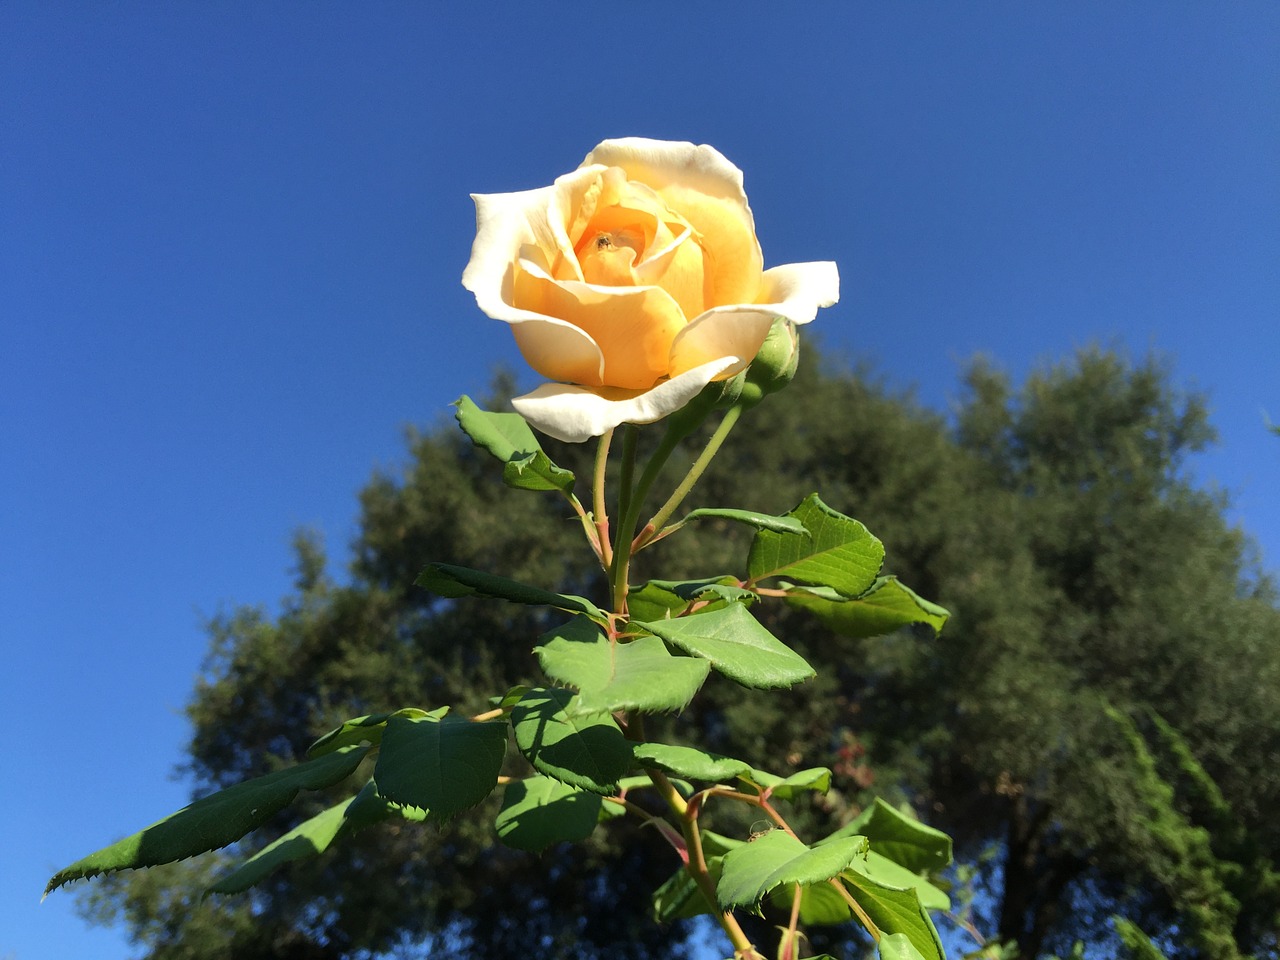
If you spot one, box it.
[79,351,1280,959]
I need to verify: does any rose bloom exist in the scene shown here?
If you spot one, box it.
[462,138,839,442]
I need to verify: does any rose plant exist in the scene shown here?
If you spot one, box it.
[48,140,954,960]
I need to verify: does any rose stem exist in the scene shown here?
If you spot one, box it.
[642,402,745,544]
[593,428,614,568]
[608,426,639,611]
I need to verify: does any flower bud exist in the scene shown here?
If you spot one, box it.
[739,318,800,407]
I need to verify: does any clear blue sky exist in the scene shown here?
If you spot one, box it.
[3,4,1277,958]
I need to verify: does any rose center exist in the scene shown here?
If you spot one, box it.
[577,228,644,287]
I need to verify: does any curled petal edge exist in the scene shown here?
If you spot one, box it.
[511,357,740,443]
[668,260,840,378]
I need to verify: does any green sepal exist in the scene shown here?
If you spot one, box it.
[785,577,949,639]
[416,562,605,622]
[535,617,710,714]
[824,798,953,874]
[373,714,507,817]
[632,743,751,782]
[307,706,446,758]
[634,604,814,689]
[747,494,884,596]
[494,775,602,852]
[716,830,870,911]
[741,767,832,799]
[453,395,575,494]
[45,745,369,896]
[511,687,631,794]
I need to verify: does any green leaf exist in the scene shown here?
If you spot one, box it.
[373,715,506,817]
[340,777,428,830]
[769,878,861,925]
[840,869,945,960]
[634,604,815,689]
[536,617,710,714]
[632,743,751,782]
[786,577,949,639]
[416,562,605,621]
[747,494,884,596]
[307,706,445,758]
[627,577,753,622]
[652,856,724,921]
[716,830,869,910]
[825,798,952,873]
[207,777,428,895]
[207,799,349,895]
[879,933,930,960]
[742,767,832,799]
[511,687,632,794]
[45,745,369,895]
[678,507,808,534]
[849,852,950,911]
[454,395,575,494]
[494,776,602,852]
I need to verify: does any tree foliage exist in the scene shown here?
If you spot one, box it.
[79,351,1280,959]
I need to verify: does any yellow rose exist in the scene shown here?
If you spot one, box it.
[462,138,839,442]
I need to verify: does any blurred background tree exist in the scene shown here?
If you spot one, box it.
[79,348,1280,959]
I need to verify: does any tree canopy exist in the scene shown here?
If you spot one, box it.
[79,349,1280,959]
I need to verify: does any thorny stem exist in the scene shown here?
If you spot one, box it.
[781,884,804,960]
[593,429,614,568]
[829,879,880,941]
[645,766,762,959]
[609,424,683,613]
[609,426,639,612]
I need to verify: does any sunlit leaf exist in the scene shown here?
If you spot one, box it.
[454,395,575,494]
[716,830,869,910]
[742,767,832,799]
[635,604,814,689]
[46,745,369,895]
[824,798,952,873]
[747,494,883,596]
[632,743,751,782]
[840,869,945,960]
[785,577,949,639]
[536,617,710,714]
[678,507,807,534]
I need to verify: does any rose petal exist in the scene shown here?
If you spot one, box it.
[756,261,840,319]
[583,139,764,307]
[514,258,687,390]
[667,261,840,378]
[512,357,740,443]
[463,172,610,386]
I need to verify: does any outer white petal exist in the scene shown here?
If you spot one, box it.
[757,261,840,320]
[461,169,611,384]
[512,357,740,443]
[668,261,840,378]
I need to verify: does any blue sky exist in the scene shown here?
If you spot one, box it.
[3,4,1277,957]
